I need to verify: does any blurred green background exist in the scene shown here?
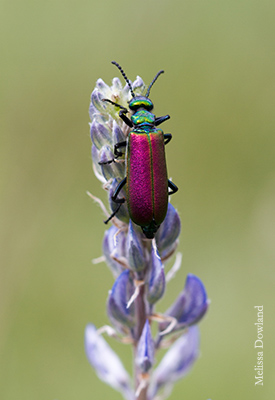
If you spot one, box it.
[1,0,274,399]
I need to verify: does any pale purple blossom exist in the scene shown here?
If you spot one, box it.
[85,324,134,400]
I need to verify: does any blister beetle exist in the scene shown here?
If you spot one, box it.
[102,61,178,239]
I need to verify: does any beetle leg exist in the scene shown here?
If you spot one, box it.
[104,204,123,224]
[104,178,127,224]
[98,141,127,166]
[114,141,127,157]
[119,109,133,127]
[168,179,178,195]
[98,158,114,165]
[102,98,133,127]
[164,133,172,145]
[112,177,127,203]
[155,114,170,126]
[102,98,128,113]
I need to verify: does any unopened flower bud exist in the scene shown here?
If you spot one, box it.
[90,119,112,150]
[85,324,134,400]
[149,326,200,398]
[103,225,126,277]
[107,270,135,329]
[126,220,146,273]
[112,120,127,145]
[161,274,208,334]
[99,145,125,181]
[155,203,181,258]
[136,320,155,373]
[146,247,165,306]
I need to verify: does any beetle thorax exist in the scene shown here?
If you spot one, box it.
[131,109,155,127]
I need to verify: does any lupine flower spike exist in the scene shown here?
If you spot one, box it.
[85,62,209,400]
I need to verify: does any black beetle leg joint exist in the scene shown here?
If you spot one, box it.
[98,159,115,165]
[111,196,126,204]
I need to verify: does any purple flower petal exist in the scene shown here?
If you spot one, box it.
[126,220,146,273]
[99,146,125,181]
[162,274,208,333]
[102,225,126,278]
[91,144,102,175]
[90,119,112,149]
[149,326,200,398]
[112,120,126,145]
[96,78,111,97]
[155,203,181,258]
[136,320,155,373]
[107,270,135,329]
[132,76,145,91]
[111,77,123,91]
[146,246,165,305]
[85,324,134,400]
[91,86,106,113]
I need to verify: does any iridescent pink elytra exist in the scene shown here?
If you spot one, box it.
[127,130,168,228]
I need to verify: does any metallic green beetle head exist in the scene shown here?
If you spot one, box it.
[129,96,154,112]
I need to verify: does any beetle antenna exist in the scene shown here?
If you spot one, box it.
[111,61,135,98]
[146,70,164,97]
